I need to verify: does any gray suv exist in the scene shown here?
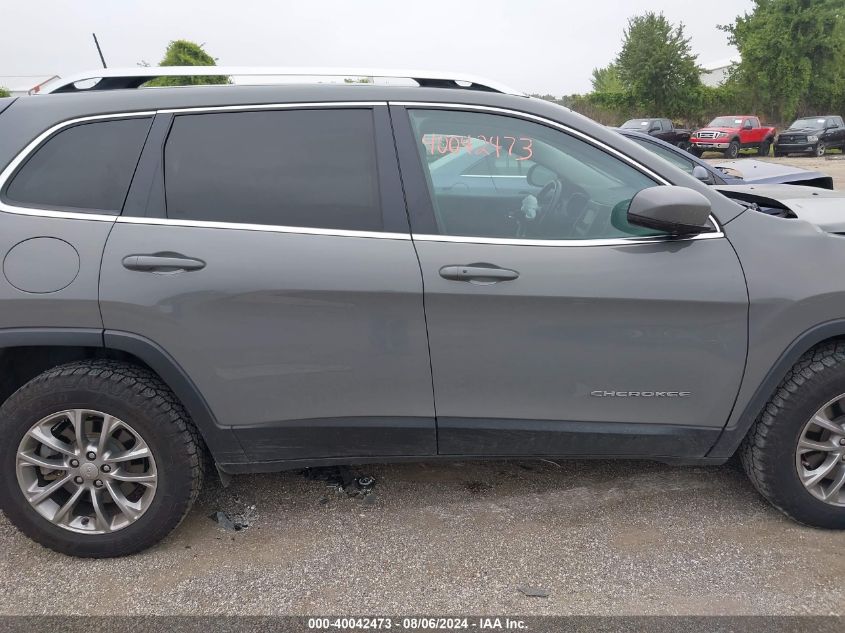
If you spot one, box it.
[1,68,844,558]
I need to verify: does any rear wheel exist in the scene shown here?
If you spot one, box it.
[0,360,205,557]
[741,342,845,528]
[726,140,740,159]
[759,138,772,157]
[689,147,703,158]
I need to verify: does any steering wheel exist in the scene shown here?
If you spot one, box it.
[533,178,593,238]
[534,178,565,225]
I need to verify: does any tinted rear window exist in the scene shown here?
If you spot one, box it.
[163,109,382,231]
[4,117,152,213]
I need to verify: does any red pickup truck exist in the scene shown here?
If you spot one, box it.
[689,115,777,159]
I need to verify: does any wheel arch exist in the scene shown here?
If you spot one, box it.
[708,319,845,458]
[0,328,243,463]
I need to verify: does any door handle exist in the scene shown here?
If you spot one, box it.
[439,264,519,283]
[122,254,206,273]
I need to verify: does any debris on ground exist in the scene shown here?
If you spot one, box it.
[464,481,493,495]
[302,466,377,500]
[516,585,550,598]
[209,511,236,531]
[208,496,258,531]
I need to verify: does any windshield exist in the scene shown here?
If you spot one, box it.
[621,119,652,129]
[707,117,743,128]
[789,117,826,130]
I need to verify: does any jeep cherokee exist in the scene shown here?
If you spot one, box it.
[0,67,844,558]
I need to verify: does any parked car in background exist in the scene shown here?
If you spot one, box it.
[620,118,692,149]
[775,115,845,157]
[689,116,777,159]
[618,129,834,189]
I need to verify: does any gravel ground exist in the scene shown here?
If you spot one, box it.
[1,155,844,617]
[0,458,843,616]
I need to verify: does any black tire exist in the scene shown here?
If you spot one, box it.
[725,140,740,159]
[689,147,703,158]
[815,142,826,157]
[759,138,772,157]
[740,342,845,529]
[773,150,784,158]
[0,360,205,557]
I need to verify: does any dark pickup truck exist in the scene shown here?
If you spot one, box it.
[775,115,845,157]
[620,118,692,149]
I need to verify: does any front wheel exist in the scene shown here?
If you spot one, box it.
[741,343,845,528]
[0,360,205,557]
[815,142,826,157]
[725,140,740,159]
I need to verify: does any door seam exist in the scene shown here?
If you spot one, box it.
[386,104,440,450]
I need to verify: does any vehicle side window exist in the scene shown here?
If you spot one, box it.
[408,109,663,240]
[750,118,760,128]
[835,117,844,128]
[661,119,672,131]
[163,109,382,231]
[628,137,695,176]
[3,117,152,213]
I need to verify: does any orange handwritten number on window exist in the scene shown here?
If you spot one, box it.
[516,137,533,161]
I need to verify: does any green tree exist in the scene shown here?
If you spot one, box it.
[590,63,624,93]
[615,12,701,116]
[144,40,229,87]
[0,87,10,98]
[722,0,845,121]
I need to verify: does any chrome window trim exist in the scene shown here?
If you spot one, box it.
[115,215,411,240]
[410,232,722,247]
[0,100,724,244]
[0,111,157,224]
[0,103,410,239]
[392,101,724,242]
[157,100,385,115]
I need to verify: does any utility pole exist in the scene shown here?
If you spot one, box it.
[92,33,107,68]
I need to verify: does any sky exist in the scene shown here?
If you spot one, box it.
[1,0,754,95]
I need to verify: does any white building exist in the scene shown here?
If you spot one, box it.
[700,56,740,87]
[0,75,59,96]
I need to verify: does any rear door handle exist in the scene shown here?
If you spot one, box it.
[439,264,519,283]
[122,254,206,273]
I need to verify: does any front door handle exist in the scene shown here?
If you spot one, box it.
[122,254,206,273]
[439,264,520,283]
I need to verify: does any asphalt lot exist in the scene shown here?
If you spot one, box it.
[1,155,844,617]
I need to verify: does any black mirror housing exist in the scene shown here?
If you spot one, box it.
[627,186,713,236]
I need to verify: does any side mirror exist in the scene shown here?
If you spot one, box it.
[526,164,556,188]
[692,164,715,185]
[627,186,712,236]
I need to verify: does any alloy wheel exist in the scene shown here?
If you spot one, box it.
[795,395,845,507]
[15,409,157,534]
[815,142,826,157]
